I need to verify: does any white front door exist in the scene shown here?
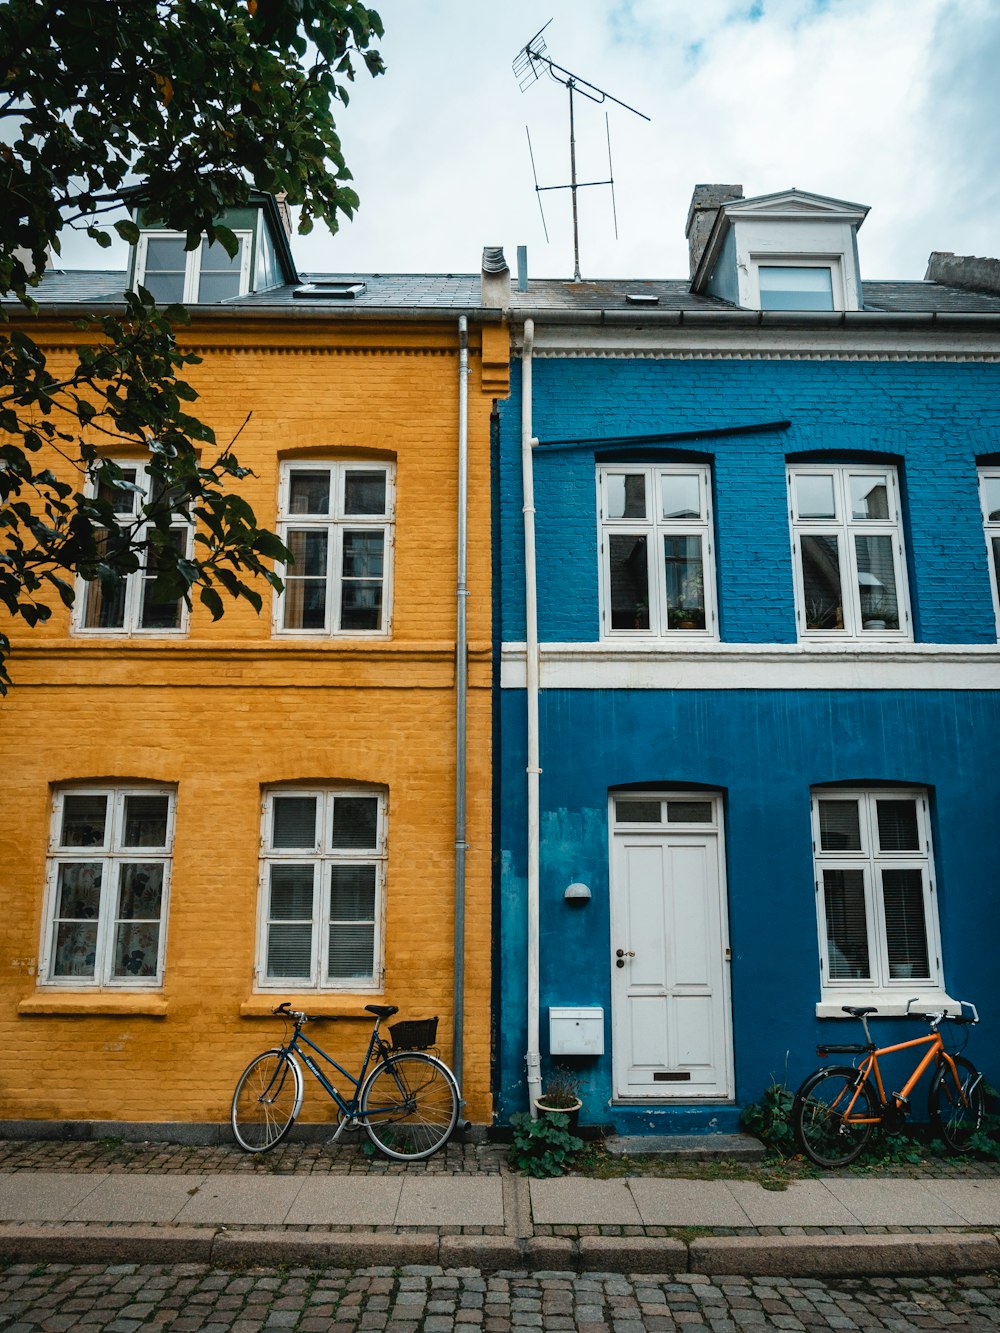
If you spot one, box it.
[610,793,734,1100]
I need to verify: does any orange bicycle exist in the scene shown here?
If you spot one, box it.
[793,1000,985,1167]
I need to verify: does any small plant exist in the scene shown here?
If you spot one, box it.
[668,605,705,630]
[538,1067,581,1109]
[740,1082,796,1158]
[509,1110,583,1178]
[861,596,897,628]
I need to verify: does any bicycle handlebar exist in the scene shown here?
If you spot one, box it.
[903,998,979,1027]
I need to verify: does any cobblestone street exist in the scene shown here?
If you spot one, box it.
[2,1263,1000,1332]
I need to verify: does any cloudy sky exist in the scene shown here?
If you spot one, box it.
[64,0,1000,282]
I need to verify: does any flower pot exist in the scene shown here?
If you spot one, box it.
[533,1097,582,1133]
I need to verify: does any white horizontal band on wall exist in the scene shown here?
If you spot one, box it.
[500,641,1000,690]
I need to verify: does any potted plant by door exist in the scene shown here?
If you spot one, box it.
[533,1069,583,1132]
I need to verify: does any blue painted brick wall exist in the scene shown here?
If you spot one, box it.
[497,686,1000,1126]
[498,357,1000,643]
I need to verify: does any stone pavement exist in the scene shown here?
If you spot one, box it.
[4,1263,1000,1331]
[3,1142,1000,1276]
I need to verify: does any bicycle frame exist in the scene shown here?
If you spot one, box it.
[833,1018,970,1125]
[268,1020,409,1128]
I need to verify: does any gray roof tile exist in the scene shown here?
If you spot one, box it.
[23,268,1000,317]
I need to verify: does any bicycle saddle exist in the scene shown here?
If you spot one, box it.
[365,1004,399,1019]
[841,1005,877,1017]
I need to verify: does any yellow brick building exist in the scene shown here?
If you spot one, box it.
[0,211,508,1136]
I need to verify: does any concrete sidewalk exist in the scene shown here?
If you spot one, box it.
[2,1170,1000,1276]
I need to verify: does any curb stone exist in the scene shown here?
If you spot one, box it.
[688,1231,1000,1277]
[0,1225,213,1264]
[0,1224,998,1276]
[578,1236,688,1273]
[210,1230,439,1269]
[439,1234,524,1270]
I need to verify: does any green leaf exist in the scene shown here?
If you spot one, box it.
[213,225,239,259]
[114,219,142,245]
[0,0,385,683]
[199,585,225,621]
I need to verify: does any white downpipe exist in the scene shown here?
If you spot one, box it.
[453,315,469,1096]
[521,319,543,1114]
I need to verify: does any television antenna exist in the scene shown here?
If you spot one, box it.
[513,20,650,281]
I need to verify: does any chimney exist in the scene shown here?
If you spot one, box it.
[273,191,294,239]
[685,184,743,279]
[925,250,1000,297]
[481,246,510,308]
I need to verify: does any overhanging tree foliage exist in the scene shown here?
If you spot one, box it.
[0,0,384,689]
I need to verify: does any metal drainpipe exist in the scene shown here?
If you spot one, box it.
[453,315,469,1096]
[521,319,543,1114]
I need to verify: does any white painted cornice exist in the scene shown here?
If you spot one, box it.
[517,322,1000,361]
[501,640,1000,690]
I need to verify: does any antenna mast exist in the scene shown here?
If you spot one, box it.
[513,20,650,281]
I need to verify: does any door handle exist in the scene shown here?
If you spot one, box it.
[615,948,635,968]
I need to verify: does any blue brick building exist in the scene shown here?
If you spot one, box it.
[494,188,1000,1134]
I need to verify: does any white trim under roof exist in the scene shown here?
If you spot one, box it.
[500,641,1000,691]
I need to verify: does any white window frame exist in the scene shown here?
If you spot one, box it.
[811,787,946,1007]
[40,785,175,989]
[134,230,253,303]
[274,461,395,638]
[256,787,387,993]
[72,460,192,637]
[787,464,911,641]
[597,463,718,640]
[751,255,845,312]
[978,468,1000,636]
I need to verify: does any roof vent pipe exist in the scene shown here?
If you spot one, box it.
[685,183,743,278]
[517,245,529,293]
[481,246,511,308]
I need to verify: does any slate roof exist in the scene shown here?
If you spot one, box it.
[862,280,1000,315]
[22,268,1000,317]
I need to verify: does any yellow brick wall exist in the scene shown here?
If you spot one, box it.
[0,315,505,1128]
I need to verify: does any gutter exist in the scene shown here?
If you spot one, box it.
[508,308,1000,330]
[19,301,506,324]
[23,302,1000,331]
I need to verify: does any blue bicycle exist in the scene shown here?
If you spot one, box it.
[230,1002,460,1161]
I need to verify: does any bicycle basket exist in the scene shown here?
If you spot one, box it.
[389,1016,439,1050]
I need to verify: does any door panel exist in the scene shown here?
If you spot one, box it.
[611,810,733,1100]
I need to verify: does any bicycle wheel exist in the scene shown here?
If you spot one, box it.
[793,1065,878,1167]
[360,1052,460,1161]
[231,1049,303,1153]
[930,1054,985,1152]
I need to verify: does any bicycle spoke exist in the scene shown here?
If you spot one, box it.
[360,1053,460,1160]
[794,1067,877,1167]
[231,1051,302,1153]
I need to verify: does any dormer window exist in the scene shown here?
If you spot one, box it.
[689,188,867,313]
[758,263,836,311]
[135,231,252,304]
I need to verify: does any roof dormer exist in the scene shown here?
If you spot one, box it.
[126,191,298,304]
[688,187,869,312]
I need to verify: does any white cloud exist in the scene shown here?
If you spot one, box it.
[57,0,1000,282]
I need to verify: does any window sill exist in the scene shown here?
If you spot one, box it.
[240,995,385,1019]
[18,992,168,1017]
[816,992,958,1019]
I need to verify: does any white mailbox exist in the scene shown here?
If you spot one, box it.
[548,1006,604,1056]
